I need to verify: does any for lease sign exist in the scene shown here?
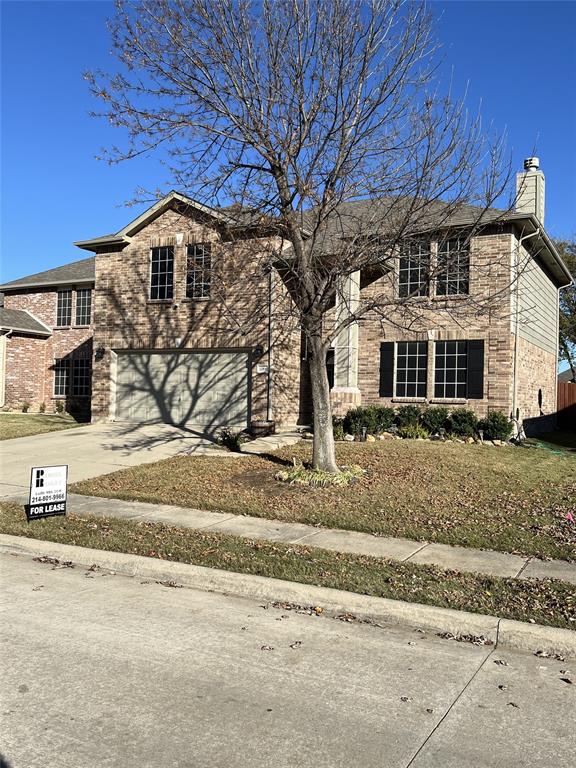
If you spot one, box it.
[26,465,68,521]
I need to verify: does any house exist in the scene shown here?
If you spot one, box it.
[0,159,572,434]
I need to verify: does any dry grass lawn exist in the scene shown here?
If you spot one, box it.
[0,501,573,630]
[0,413,81,440]
[72,439,576,561]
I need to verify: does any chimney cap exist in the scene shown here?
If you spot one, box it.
[524,157,540,171]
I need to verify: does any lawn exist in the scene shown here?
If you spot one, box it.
[0,502,573,630]
[0,413,82,440]
[72,439,576,562]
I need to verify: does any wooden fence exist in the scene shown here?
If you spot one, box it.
[557,382,576,429]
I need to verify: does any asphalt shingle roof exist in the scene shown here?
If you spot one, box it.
[0,308,51,336]
[0,256,95,291]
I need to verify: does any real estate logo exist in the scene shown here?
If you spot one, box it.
[25,465,68,521]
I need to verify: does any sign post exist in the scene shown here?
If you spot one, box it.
[25,465,68,522]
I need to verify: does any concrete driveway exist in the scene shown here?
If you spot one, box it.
[0,422,226,498]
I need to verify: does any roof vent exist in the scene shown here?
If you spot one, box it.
[524,157,540,171]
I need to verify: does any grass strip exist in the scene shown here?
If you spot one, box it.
[0,413,81,440]
[1,501,574,630]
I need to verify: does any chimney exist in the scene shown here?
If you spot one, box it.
[515,157,545,225]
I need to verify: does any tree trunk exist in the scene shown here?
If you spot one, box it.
[308,336,339,473]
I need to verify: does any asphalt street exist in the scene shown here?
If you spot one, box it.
[1,552,574,768]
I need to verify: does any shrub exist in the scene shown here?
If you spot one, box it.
[420,406,450,434]
[478,411,513,441]
[38,402,46,414]
[21,402,31,413]
[448,408,478,437]
[395,404,422,428]
[398,423,429,439]
[55,400,65,414]
[343,405,396,436]
[332,417,345,441]
[217,428,249,452]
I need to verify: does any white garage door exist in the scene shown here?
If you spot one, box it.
[115,350,250,428]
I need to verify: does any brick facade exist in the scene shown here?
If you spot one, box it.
[2,288,93,414]
[1,200,564,434]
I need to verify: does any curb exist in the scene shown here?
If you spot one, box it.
[2,533,575,659]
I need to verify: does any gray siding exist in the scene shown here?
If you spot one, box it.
[513,246,558,356]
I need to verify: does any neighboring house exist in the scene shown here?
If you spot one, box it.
[0,259,95,419]
[558,369,575,384]
[0,159,572,434]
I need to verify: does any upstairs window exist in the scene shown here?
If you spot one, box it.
[186,243,212,299]
[395,341,427,398]
[150,246,174,300]
[436,237,470,296]
[398,241,430,298]
[75,288,92,326]
[56,290,72,326]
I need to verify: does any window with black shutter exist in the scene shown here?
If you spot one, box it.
[379,342,394,397]
[395,341,427,397]
[434,340,484,399]
[326,349,335,390]
[466,340,484,399]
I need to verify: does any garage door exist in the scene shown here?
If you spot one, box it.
[115,351,250,427]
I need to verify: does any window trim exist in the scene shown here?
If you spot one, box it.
[398,240,431,299]
[56,289,73,328]
[149,245,175,301]
[75,288,92,327]
[185,242,212,300]
[435,236,470,297]
[433,340,468,400]
[394,340,428,399]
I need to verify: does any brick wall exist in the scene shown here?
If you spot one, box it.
[3,288,93,412]
[92,206,300,425]
[514,334,557,421]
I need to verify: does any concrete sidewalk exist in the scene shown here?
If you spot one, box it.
[58,493,576,585]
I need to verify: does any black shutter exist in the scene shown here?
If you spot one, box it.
[466,340,484,399]
[379,342,394,397]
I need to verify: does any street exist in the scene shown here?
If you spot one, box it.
[1,552,573,768]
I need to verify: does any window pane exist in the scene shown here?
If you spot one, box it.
[71,359,92,397]
[398,241,430,298]
[434,341,468,399]
[150,246,174,300]
[75,289,92,326]
[437,237,470,296]
[54,359,70,396]
[395,341,427,398]
[56,290,72,326]
[186,243,212,299]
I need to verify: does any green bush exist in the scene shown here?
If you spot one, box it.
[332,417,345,441]
[395,404,422,427]
[343,405,396,436]
[217,428,249,452]
[447,408,478,437]
[21,402,31,413]
[420,406,450,434]
[38,402,46,414]
[478,411,513,441]
[398,423,429,439]
[55,400,65,414]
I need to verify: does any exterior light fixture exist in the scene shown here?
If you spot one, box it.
[94,346,106,361]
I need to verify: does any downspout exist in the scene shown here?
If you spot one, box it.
[266,265,273,423]
[512,228,540,437]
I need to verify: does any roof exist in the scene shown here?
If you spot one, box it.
[0,308,52,336]
[558,369,575,383]
[298,198,572,287]
[0,256,95,292]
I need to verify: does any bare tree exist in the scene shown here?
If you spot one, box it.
[88,0,512,472]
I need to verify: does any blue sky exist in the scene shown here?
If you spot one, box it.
[1,0,575,286]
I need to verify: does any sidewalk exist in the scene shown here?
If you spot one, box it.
[63,493,576,585]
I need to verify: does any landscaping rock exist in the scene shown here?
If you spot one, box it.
[465,437,475,444]
[366,434,376,442]
[379,432,394,440]
[492,439,503,447]
[343,434,355,442]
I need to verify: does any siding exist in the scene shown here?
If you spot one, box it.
[514,247,558,356]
